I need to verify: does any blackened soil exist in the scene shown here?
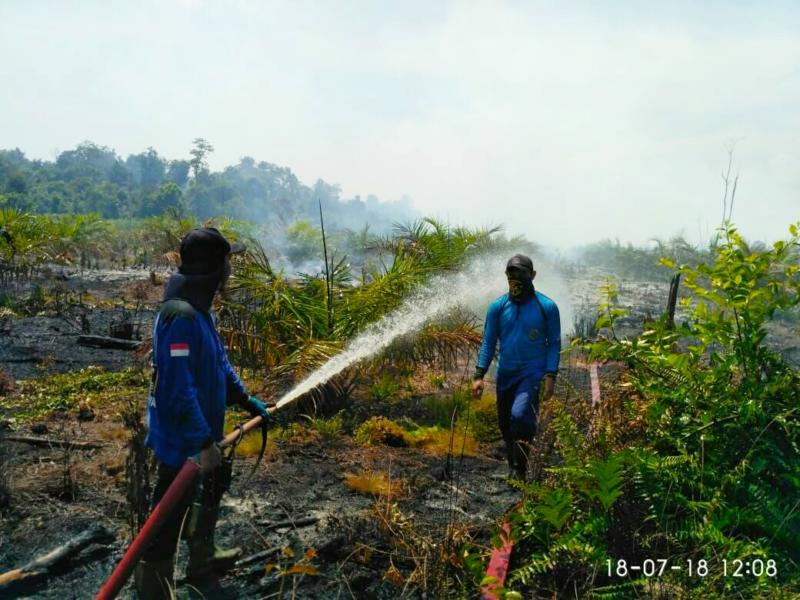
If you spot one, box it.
[0,425,519,600]
[0,267,163,379]
[0,310,154,380]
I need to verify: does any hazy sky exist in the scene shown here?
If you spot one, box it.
[1,1,799,247]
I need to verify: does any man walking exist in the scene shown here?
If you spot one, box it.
[135,228,269,598]
[472,254,561,480]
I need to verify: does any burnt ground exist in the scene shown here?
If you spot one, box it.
[0,356,604,599]
[0,265,796,599]
[0,403,522,599]
[564,266,800,368]
[0,309,153,380]
[0,266,160,380]
[0,268,527,599]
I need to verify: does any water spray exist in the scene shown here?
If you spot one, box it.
[95,251,574,598]
[275,252,573,408]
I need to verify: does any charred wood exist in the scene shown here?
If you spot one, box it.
[0,524,114,595]
[77,335,142,350]
[1,435,106,450]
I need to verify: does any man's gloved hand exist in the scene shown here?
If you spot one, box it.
[243,395,271,421]
[198,442,221,473]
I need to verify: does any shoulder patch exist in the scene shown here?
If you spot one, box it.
[169,342,190,357]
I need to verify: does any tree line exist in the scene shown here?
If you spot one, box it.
[0,139,415,231]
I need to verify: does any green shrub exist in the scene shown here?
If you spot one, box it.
[370,375,402,402]
[0,366,147,423]
[272,422,320,445]
[311,413,344,443]
[0,293,17,312]
[486,223,800,599]
[428,373,446,389]
[467,392,501,443]
[422,386,470,427]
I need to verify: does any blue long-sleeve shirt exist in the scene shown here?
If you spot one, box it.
[476,291,561,383]
[145,300,248,467]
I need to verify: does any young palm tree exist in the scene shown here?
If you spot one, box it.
[219,217,530,407]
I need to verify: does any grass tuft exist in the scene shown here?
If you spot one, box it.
[370,375,402,402]
[354,416,410,447]
[344,470,405,497]
[406,425,479,456]
[467,391,501,443]
[310,414,344,443]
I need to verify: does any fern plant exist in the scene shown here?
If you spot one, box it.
[488,222,800,599]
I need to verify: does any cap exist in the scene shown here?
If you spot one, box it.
[179,227,246,275]
[506,254,534,274]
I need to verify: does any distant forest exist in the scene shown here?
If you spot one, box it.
[0,138,417,231]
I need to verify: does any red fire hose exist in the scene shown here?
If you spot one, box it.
[481,521,513,600]
[95,415,265,600]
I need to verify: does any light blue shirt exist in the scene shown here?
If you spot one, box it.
[477,290,561,380]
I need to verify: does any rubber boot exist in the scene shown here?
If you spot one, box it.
[185,502,242,579]
[134,557,175,599]
[505,440,517,477]
[511,441,528,482]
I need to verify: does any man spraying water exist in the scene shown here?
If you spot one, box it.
[136,228,270,598]
[472,254,561,481]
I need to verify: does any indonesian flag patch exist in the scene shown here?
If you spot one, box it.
[170,343,190,357]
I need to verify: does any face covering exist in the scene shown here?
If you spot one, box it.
[218,257,232,292]
[164,261,226,313]
[506,268,535,303]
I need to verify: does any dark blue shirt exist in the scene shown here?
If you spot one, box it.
[145,306,247,467]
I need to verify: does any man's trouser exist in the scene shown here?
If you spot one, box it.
[496,373,541,477]
[142,460,230,562]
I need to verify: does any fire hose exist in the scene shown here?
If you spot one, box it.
[94,413,267,600]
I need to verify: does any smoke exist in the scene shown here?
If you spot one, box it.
[274,251,576,409]
[532,259,576,339]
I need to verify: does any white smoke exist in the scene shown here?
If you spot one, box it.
[275,252,575,409]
